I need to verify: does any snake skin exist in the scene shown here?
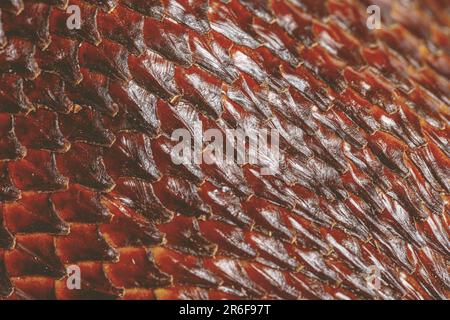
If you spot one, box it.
[0,0,449,300]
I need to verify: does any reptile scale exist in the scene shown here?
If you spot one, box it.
[0,0,449,300]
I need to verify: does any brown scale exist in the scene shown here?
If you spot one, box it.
[152,136,205,183]
[409,145,450,193]
[100,200,165,247]
[5,234,65,278]
[164,0,211,34]
[0,202,15,249]
[144,18,193,67]
[281,63,339,112]
[49,0,101,45]
[84,0,118,13]
[341,162,385,214]
[231,46,289,92]
[204,258,265,298]
[67,68,118,116]
[57,142,115,191]
[128,50,179,101]
[425,126,450,158]
[224,75,271,119]
[198,181,254,229]
[0,114,26,161]
[409,66,450,105]
[108,80,161,135]
[55,261,122,300]
[3,192,68,235]
[301,42,348,91]
[304,126,349,174]
[2,2,51,49]
[98,5,145,55]
[315,108,367,149]
[401,86,446,131]
[326,0,373,43]
[200,158,252,199]
[272,0,315,47]
[9,150,68,192]
[9,276,57,300]
[239,0,275,23]
[243,197,295,242]
[24,72,75,114]
[108,177,173,224]
[312,19,364,67]
[426,52,450,79]
[0,75,34,114]
[252,17,301,67]
[199,220,257,259]
[59,107,116,146]
[104,247,172,289]
[151,246,223,288]
[244,263,301,299]
[175,65,224,119]
[376,25,427,68]
[56,223,118,264]
[243,166,298,208]
[52,184,111,223]
[34,36,82,84]
[270,86,319,135]
[14,109,70,152]
[337,88,381,134]
[121,0,164,20]
[362,45,414,93]
[189,32,240,84]
[0,38,40,78]
[103,131,161,181]
[0,1,24,15]
[209,0,261,51]
[0,0,449,300]
[153,175,211,217]
[79,40,131,82]
[158,215,217,256]
[343,67,400,114]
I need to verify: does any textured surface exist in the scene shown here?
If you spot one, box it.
[0,0,449,300]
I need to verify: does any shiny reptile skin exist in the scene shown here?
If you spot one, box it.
[0,0,449,300]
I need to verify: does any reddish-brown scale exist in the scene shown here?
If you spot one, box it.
[2,2,51,49]
[301,45,347,91]
[5,234,65,278]
[0,0,24,15]
[108,177,173,224]
[312,20,364,67]
[59,107,116,146]
[409,66,450,105]
[55,262,122,300]
[0,0,448,301]
[104,247,172,289]
[3,192,68,235]
[34,36,82,85]
[281,63,339,111]
[49,0,101,45]
[14,109,69,152]
[0,163,21,203]
[100,200,164,247]
[0,39,39,80]
[326,0,372,43]
[362,45,413,92]
[272,0,315,46]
